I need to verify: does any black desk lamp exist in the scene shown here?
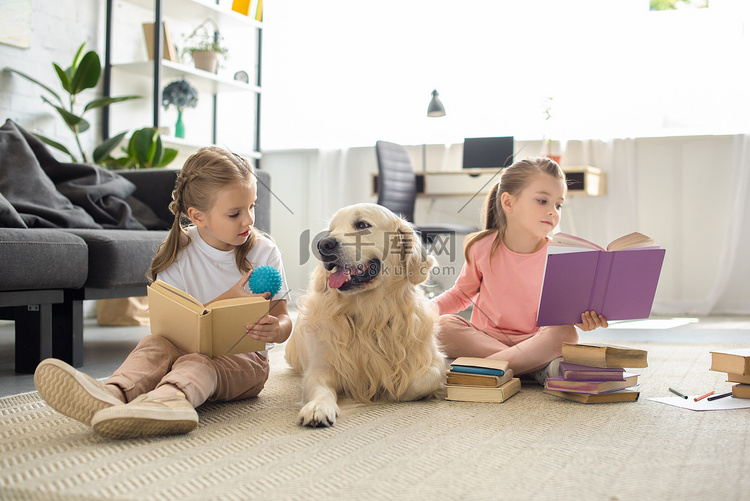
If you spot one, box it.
[424,89,446,171]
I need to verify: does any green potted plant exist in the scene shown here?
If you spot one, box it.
[3,42,141,164]
[162,79,198,138]
[100,127,178,170]
[182,18,228,74]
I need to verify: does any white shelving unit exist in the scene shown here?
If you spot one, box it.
[102,0,262,163]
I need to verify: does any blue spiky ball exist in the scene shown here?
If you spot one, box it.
[248,265,282,297]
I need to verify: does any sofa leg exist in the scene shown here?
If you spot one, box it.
[13,304,54,374]
[52,298,84,368]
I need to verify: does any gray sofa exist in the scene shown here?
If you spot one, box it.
[0,120,271,373]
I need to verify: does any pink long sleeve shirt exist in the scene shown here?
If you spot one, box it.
[432,232,548,336]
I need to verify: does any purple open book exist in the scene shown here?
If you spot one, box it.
[536,233,665,326]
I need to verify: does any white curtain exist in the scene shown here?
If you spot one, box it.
[553,139,639,244]
[705,135,750,314]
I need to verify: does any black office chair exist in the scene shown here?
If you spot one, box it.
[375,140,478,253]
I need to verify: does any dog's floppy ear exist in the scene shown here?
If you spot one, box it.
[395,219,436,286]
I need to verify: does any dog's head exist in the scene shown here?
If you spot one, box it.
[313,203,435,294]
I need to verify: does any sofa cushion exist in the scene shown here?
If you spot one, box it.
[0,120,150,230]
[0,229,88,291]
[63,229,168,288]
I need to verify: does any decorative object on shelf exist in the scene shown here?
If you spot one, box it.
[232,0,263,21]
[142,22,177,61]
[182,18,228,74]
[99,127,178,170]
[162,79,198,139]
[542,96,561,165]
[233,70,249,84]
[3,42,140,164]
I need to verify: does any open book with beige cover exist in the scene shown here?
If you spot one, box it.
[147,280,268,357]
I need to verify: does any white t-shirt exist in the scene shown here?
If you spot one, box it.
[157,226,291,352]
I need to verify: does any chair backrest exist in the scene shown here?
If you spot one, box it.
[254,170,271,234]
[375,140,417,222]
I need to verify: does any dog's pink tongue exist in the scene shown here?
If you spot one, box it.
[328,268,348,289]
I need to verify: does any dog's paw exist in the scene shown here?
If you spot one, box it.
[298,401,338,427]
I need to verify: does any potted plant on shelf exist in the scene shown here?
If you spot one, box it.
[162,79,198,139]
[182,18,228,74]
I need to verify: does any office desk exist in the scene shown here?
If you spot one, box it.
[372,166,606,197]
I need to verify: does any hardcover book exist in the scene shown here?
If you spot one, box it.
[449,357,509,377]
[710,349,750,376]
[544,388,640,403]
[537,232,665,326]
[545,373,638,394]
[445,377,521,403]
[732,384,750,399]
[147,279,268,357]
[559,362,626,381]
[561,343,648,369]
[445,369,514,388]
[727,373,750,385]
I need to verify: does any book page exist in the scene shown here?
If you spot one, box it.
[549,233,604,251]
[606,232,655,252]
[151,280,205,314]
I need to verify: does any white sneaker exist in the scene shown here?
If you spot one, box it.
[529,357,563,386]
[91,392,198,439]
[34,358,124,426]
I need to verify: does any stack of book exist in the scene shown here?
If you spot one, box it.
[543,343,648,403]
[709,349,750,399]
[445,357,520,403]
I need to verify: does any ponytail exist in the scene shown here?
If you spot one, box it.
[463,157,565,264]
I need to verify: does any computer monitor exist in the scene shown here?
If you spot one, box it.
[462,136,514,169]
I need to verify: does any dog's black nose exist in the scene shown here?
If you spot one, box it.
[317,237,339,258]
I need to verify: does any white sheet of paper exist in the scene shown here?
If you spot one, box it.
[648,395,750,411]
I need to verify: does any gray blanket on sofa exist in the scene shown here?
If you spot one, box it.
[0,119,164,230]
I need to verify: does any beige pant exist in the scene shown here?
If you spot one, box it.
[437,315,578,375]
[107,335,269,408]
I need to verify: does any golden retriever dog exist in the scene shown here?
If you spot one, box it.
[285,203,445,427]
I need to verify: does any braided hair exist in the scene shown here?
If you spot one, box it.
[148,146,258,281]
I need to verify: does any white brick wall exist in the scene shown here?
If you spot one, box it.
[0,0,102,162]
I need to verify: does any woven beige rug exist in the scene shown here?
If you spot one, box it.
[1,342,749,500]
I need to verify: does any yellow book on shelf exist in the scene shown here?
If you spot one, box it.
[147,280,267,357]
[232,0,251,15]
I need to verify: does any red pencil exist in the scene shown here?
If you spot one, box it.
[694,391,715,402]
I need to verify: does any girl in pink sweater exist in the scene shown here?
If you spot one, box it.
[431,157,608,384]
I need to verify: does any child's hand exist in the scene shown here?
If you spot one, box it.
[246,314,282,343]
[575,311,608,331]
[206,270,270,305]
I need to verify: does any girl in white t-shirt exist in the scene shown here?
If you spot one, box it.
[34,146,292,439]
